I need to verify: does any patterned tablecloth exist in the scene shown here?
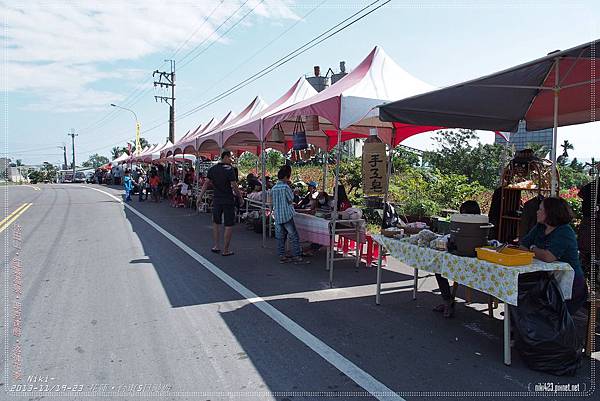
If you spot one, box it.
[294,213,366,246]
[372,234,574,306]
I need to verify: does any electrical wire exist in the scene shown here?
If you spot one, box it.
[174,0,388,121]
[81,0,389,154]
[169,0,224,59]
[78,1,248,140]
[173,0,327,114]
[176,0,250,67]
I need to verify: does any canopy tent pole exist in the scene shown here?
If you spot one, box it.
[322,137,329,191]
[329,128,343,288]
[551,58,560,196]
[376,128,396,305]
[260,120,267,248]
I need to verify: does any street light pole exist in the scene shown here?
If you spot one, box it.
[110,104,141,156]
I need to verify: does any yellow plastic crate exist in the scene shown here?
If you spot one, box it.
[476,247,534,266]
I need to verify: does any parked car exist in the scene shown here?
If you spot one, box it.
[73,171,86,183]
[85,172,95,183]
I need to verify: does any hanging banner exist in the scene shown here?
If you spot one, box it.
[362,142,387,196]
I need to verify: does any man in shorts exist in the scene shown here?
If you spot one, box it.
[198,150,243,256]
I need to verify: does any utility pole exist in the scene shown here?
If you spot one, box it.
[68,129,78,178]
[59,143,68,170]
[153,60,176,144]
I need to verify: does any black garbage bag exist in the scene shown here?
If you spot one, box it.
[510,272,581,376]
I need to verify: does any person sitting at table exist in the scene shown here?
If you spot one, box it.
[293,187,301,205]
[297,181,318,209]
[311,191,332,214]
[519,197,588,315]
[247,183,264,201]
[246,173,261,192]
[336,184,352,212]
[433,200,481,318]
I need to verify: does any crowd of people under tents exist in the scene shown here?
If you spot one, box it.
[96,148,596,362]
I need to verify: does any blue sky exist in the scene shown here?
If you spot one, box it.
[3,0,600,165]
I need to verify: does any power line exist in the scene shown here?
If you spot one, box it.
[175,0,389,121]
[169,0,224,59]
[78,1,252,142]
[129,0,389,137]
[79,0,262,152]
[173,0,327,114]
[83,0,389,153]
[177,0,251,68]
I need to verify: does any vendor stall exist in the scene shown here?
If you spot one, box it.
[372,234,574,365]
[294,213,366,271]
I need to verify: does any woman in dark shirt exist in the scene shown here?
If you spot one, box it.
[520,197,587,314]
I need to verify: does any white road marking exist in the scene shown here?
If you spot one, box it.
[82,185,404,401]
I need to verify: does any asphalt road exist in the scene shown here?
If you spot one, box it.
[0,184,597,401]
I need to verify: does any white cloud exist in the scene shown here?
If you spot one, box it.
[3,0,298,111]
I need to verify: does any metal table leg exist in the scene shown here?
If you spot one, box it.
[376,244,383,305]
[355,226,360,268]
[504,303,511,365]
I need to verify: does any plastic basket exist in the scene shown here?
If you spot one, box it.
[476,247,534,266]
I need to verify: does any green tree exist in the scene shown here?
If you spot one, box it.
[527,143,550,159]
[16,159,23,166]
[265,149,285,172]
[559,165,589,189]
[82,153,109,169]
[338,157,362,194]
[392,147,420,173]
[111,147,121,159]
[423,130,505,189]
[561,140,574,159]
[41,162,57,181]
[238,152,258,171]
[569,157,584,172]
[28,170,42,183]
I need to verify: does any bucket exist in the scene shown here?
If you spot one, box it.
[270,124,285,142]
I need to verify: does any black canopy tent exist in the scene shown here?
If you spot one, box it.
[379,39,599,194]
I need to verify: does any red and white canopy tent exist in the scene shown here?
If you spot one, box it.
[196,95,269,156]
[188,111,235,158]
[213,46,434,279]
[218,77,318,152]
[108,152,130,167]
[162,118,216,158]
[130,143,159,163]
[379,39,600,195]
[160,128,193,158]
[138,140,173,163]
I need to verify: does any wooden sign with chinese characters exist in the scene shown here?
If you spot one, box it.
[362,142,388,195]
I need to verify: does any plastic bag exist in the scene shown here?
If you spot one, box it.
[510,272,581,376]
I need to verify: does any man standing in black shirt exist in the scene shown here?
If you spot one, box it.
[198,150,244,256]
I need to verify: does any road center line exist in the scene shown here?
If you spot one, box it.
[82,185,404,401]
[0,203,32,233]
[0,203,29,227]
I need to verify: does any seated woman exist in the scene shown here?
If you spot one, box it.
[434,200,481,318]
[336,184,352,212]
[247,183,264,201]
[297,181,318,210]
[310,191,332,214]
[519,197,588,315]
